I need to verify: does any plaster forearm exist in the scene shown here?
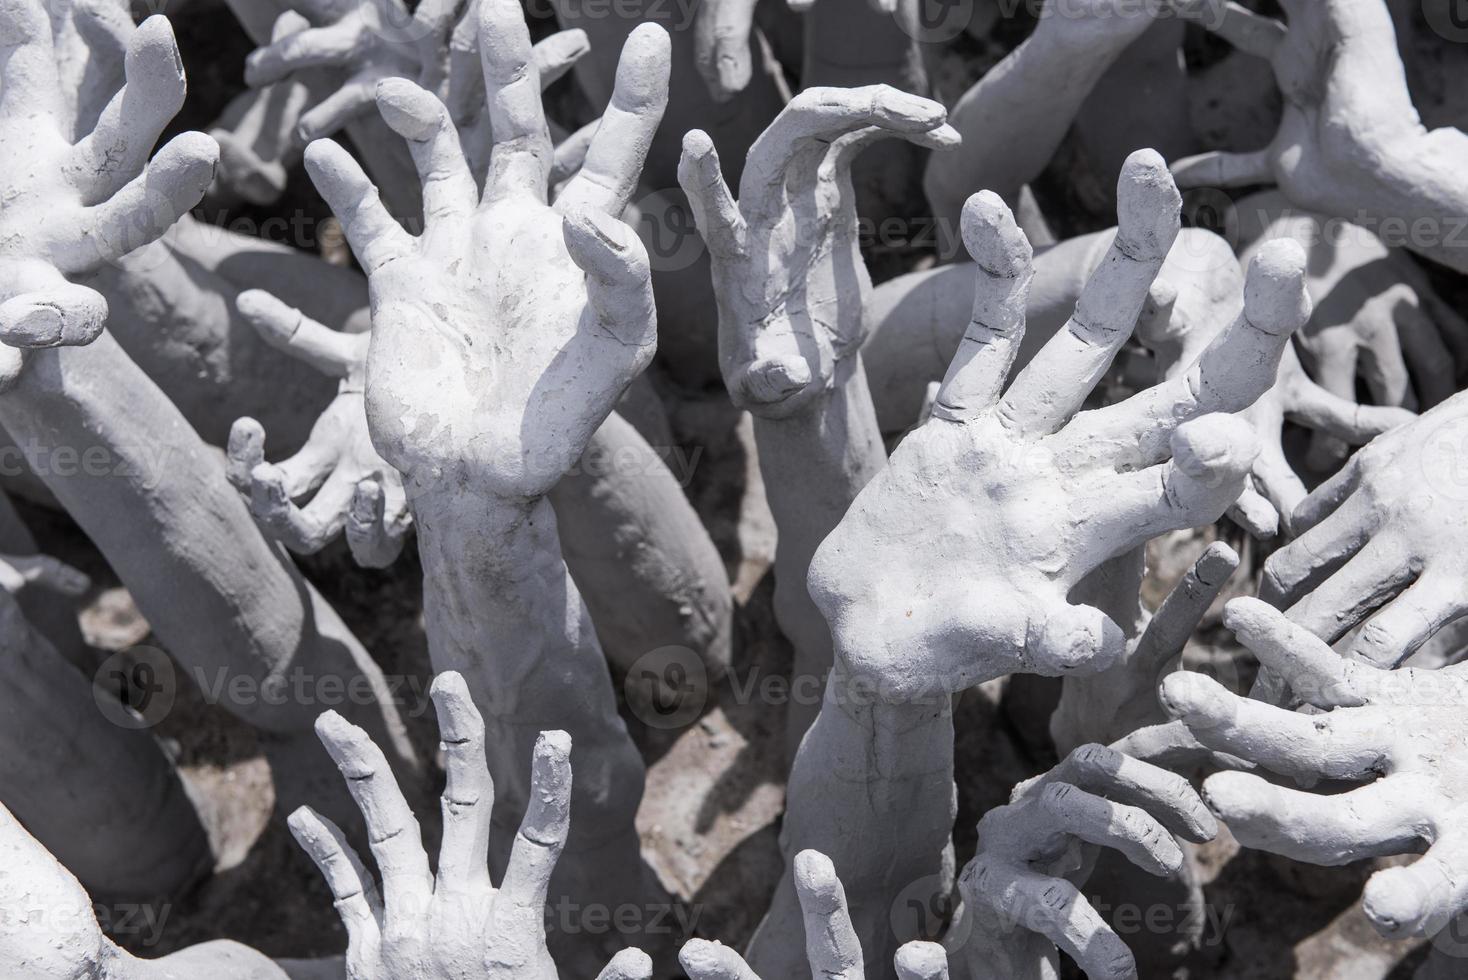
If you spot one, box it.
[412,491,644,858]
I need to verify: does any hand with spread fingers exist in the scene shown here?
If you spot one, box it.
[308,9,662,500]
[245,0,593,180]
[228,290,409,567]
[811,152,1300,697]
[1170,0,1468,273]
[304,1,669,957]
[748,152,1308,976]
[947,744,1217,980]
[680,85,957,419]
[678,84,955,748]
[1163,598,1468,941]
[244,0,456,144]
[0,5,217,388]
[290,671,651,980]
[1257,390,1468,670]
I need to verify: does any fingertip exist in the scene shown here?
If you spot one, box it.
[894,941,948,980]
[428,671,482,740]
[130,14,182,79]
[375,77,447,141]
[1029,604,1126,675]
[960,190,1031,279]
[737,357,812,406]
[681,128,718,162]
[1195,541,1240,586]
[1220,595,1276,641]
[1116,148,1182,255]
[603,948,654,979]
[1244,238,1311,336]
[1157,671,1229,722]
[793,849,843,912]
[1362,866,1434,939]
[1170,413,1258,481]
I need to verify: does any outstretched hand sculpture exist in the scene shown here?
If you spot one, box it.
[1261,390,1468,670]
[947,743,1218,980]
[305,0,669,961]
[291,671,652,979]
[681,744,1214,980]
[679,83,955,745]
[0,8,213,382]
[746,153,1310,975]
[1164,598,1468,941]
[1171,0,1468,273]
[228,290,409,566]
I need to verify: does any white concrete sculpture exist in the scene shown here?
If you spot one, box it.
[1164,598,1468,941]
[745,154,1311,975]
[1171,0,1468,274]
[1260,391,1468,669]
[290,671,651,979]
[679,83,957,746]
[0,0,416,831]
[302,0,670,963]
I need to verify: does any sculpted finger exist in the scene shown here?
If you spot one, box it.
[694,0,759,100]
[286,806,383,956]
[314,710,433,913]
[237,290,363,377]
[0,0,62,124]
[1026,601,1127,677]
[1259,491,1376,607]
[597,948,654,980]
[1000,150,1180,435]
[556,24,670,218]
[0,281,109,349]
[245,20,361,87]
[1347,571,1468,669]
[1158,672,1384,781]
[298,74,380,142]
[549,117,598,190]
[58,132,218,273]
[68,16,187,202]
[1290,451,1364,534]
[1394,300,1455,407]
[1047,743,1220,843]
[1228,485,1281,539]
[1132,542,1237,683]
[375,78,476,230]
[304,139,413,272]
[1286,372,1415,444]
[345,478,411,568]
[1250,441,1308,534]
[533,28,590,88]
[227,417,266,492]
[1063,239,1309,465]
[1079,414,1258,559]
[1203,774,1422,866]
[431,671,494,891]
[1284,538,1421,648]
[0,554,88,596]
[678,940,761,980]
[931,191,1033,422]
[794,850,863,978]
[1037,782,1182,877]
[1222,597,1363,707]
[1005,868,1137,980]
[250,463,353,554]
[894,942,949,980]
[498,730,572,910]
[1364,829,1468,939]
[478,0,552,202]
[563,208,657,351]
[739,85,947,216]
[677,129,746,261]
